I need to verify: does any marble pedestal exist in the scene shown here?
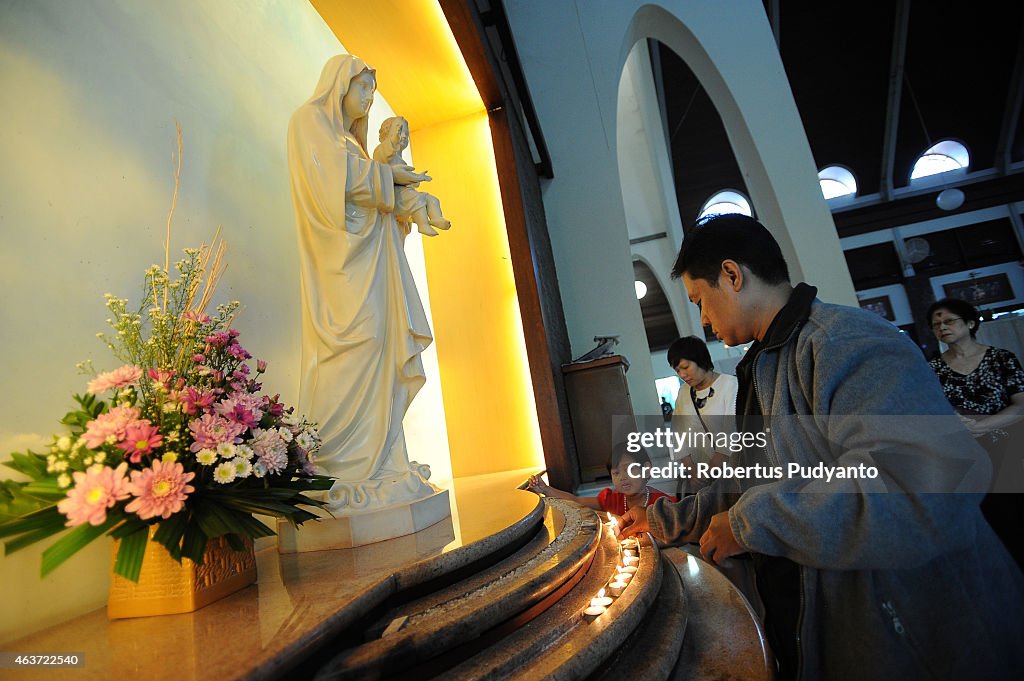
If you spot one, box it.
[277,487,451,552]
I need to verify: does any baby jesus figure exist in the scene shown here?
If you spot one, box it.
[373,116,452,237]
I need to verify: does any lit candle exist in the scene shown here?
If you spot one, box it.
[620,565,638,574]
[615,568,633,582]
[590,587,613,608]
[607,580,629,597]
[623,549,635,558]
[620,538,638,550]
[584,605,607,617]
[623,555,639,566]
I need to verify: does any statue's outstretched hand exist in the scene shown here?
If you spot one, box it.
[393,164,432,185]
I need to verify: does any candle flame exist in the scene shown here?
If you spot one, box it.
[597,587,606,598]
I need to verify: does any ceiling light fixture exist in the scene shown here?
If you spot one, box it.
[936,188,965,211]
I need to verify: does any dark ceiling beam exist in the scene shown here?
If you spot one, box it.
[994,25,1024,175]
[879,0,911,202]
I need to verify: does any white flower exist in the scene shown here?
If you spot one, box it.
[235,444,255,460]
[233,457,253,479]
[57,473,72,489]
[94,451,106,463]
[296,432,315,449]
[278,428,293,443]
[216,442,237,459]
[213,461,237,484]
[83,457,93,466]
[281,414,300,427]
[56,436,71,452]
[252,461,267,478]
[196,448,218,465]
[55,460,69,472]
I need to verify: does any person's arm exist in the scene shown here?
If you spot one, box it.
[728,319,989,571]
[619,475,740,542]
[965,392,1024,433]
[527,475,603,510]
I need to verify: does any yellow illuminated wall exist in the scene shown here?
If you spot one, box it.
[413,113,542,476]
[312,0,545,477]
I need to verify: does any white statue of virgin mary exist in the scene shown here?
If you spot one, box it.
[286,54,438,512]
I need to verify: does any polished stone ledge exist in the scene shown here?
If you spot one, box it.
[3,469,544,681]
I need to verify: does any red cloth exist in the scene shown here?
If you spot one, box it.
[596,487,675,515]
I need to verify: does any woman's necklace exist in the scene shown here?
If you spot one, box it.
[623,487,651,515]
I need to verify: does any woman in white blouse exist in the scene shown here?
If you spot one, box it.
[668,336,738,495]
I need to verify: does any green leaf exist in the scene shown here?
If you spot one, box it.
[110,517,148,540]
[181,523,207,564]
[22,480,66,501]
[193,499,237,539]
[3,522,67,555]
[224,533,245,551]
[0,505,63,539]
[152,512,189,561]
[221,511,275,539]
[0,482,54,523]
[40,516,118,577]
[112,526,149,582]
[4,451,49,479]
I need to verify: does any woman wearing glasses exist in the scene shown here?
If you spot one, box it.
[927,297,1024,566]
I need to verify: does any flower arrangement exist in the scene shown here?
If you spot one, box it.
[0,131,331,582]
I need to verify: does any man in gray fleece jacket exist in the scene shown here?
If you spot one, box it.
[618,214,1024,681]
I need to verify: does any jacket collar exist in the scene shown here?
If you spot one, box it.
[737,282,818,375]
[759,282,818,351]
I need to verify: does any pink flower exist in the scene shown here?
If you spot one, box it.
[86,365,143,395]
[256,359,267,373]
[57,463,131,526]
[188,413,246,452]
[214,392,264,428]
[264,394,285,418]
[147,368,175,390]
[177,386,218,416]
[125,459,195,520]
[115,420,164,463]
[82,406,141,449]
[249,427,289,474]
[183,310,211,324]
[227,344,251,360]
[205,331,230,347]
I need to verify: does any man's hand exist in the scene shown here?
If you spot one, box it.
[615,506,650,538]
[698,511,744,564]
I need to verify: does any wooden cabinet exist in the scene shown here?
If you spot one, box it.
[561,355,636,484]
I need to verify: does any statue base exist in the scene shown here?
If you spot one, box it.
[276,487,452,552]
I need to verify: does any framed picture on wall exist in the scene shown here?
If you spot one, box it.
[942,273,1015,307]
[859,295,895,321]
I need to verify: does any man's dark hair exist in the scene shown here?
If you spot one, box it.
[666,336,714,372]
[926,297,982,338]
[670,213,790,285]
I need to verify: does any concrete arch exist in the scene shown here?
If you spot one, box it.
[618,2,856,305]
[632,252,688,342]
